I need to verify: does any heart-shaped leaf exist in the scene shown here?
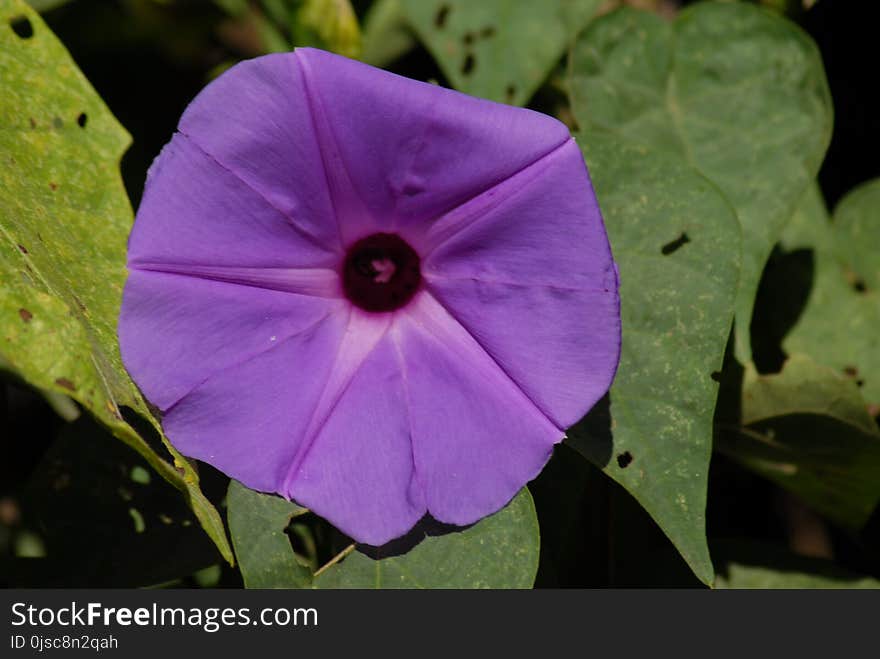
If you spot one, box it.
[567,133,741,586]
[568,2,832,360]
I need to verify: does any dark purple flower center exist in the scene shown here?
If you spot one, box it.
[342,233,421,312]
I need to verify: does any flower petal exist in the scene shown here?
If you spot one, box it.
[120,50,621,548]
[161,310,347,495]
[119,269,343,411]
[426,278,619,430]
[285,310,426,546]
[424,139,612,286]
[423,139,621,427]
[129,134,337,271]
[395,293,562,527]
[177,54,339,248]
[294,48,571,248]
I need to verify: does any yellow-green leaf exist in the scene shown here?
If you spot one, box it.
[0,0,232,564]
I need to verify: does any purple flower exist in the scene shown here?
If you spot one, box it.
[119,48,620,545]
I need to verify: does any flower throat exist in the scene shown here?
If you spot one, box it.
[342,233,421,312]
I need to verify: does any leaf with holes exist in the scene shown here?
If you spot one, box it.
[568,2,832,361]
[314,488,539,588]
[227,481,312,589]
[0,0,232,564]
[716,355,880,530]
[401,0,602,106]
[566,133,741,586]
[784,179,880,406]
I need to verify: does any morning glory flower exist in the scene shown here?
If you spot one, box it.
[118,48,621,546]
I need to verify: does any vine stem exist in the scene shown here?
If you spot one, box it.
[314,543,356,578]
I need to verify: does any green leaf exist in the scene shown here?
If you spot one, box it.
[714,541,880,589]
[213,0,250,16]
[293,0,362,59]
[227,481,313,589]
[256,15,292,55]
[718,563,880,589]
[315,488,539,588]
[401,0,602,105]
[361,0,416,67]
[1,356,80,420]
[784,179,880,405]
[748,182,828,365]
[780,181,832,251]
[0,0,232,564]
[568,2,833,360]
[717,355,880,530]
[742,355,877,434]
[260,0,289,27]
[25,0,69,12]
[567,133,741,586]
